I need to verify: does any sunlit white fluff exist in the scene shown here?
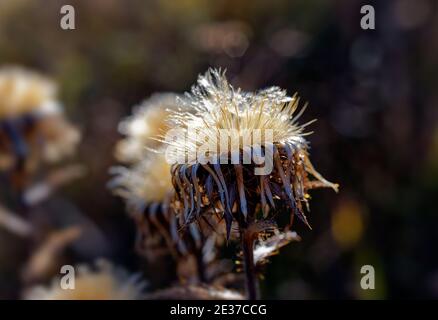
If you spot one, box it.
[166,69,315,165]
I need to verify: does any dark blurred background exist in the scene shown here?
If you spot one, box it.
[0,0,437,299]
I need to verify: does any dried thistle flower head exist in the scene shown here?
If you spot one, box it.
[167,69,340,299]
[112,96,181,273]
[110,151,225,284]
[110,152,173,209]
[111,93,229,284]
[110,151,179,259]
[115,93,180,163]
[169,69,338,238]
[110,93,179,214]
[24,260,146,300]
[111,91,191,267]
[0,66,80,172]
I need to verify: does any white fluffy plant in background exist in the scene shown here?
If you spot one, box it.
[0,66,58,119]
[0,66,80,172]
[24,260,146,300]
[0,66,82,245]
[110,152,174,213]
[114,93,181,164]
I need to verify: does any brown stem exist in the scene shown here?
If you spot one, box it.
[195,248,207,283]
[240,227,259,300]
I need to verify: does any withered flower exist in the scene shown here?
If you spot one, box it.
[110,151,183,260]
[167,69,338,299]
[0,66,80,179]
[0,66,57,119]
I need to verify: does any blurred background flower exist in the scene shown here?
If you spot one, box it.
[0,66,80,177]
[24,259,146,300]
[114,93,179,163]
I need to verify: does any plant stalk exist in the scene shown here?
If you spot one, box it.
[241,228,259,300]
